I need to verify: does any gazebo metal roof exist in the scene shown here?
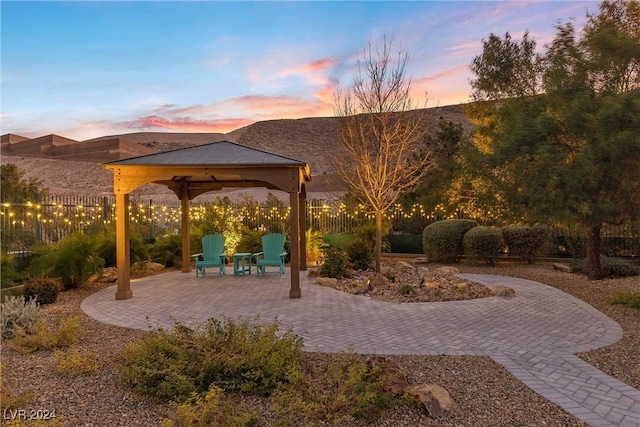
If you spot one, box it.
[102,140,310,301]
[105,140,309,168]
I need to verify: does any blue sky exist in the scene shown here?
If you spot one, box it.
[1,1,598,141]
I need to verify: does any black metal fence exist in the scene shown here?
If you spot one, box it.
[2,194,639,257]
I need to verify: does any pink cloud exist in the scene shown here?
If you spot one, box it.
[279,57,338,77]
[121,115,255,133]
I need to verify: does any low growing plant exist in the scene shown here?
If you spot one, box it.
[397,284,416,296]
[54,346,100,375]
[1,296,40,340]
[161,385,258,427]
[23,277,61,305]
[571,256,639,278]
[1,363,34,413]
[271,352,396,426]
[120,317,304,402]
[609,291,640,310]
[11,316,82,353]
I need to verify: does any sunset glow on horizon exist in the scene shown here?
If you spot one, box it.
[2,1,598,141]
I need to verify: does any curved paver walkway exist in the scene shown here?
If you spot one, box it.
[81,270,640,427]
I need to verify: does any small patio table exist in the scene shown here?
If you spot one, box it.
[232,253,252,276]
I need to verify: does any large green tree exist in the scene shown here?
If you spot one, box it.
[467,0,640,279]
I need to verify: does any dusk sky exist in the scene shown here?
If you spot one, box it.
[2,1,599,141]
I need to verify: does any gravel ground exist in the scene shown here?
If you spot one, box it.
[2,261,638,427]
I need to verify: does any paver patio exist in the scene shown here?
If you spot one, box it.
[81,269,640,427]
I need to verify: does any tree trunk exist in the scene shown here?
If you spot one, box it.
[375,210,382,272]
[586,223,603,280]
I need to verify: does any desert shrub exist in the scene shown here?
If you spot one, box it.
[571,256,639,278]
[609,291,640,310]
[422,219,478,263]
[319,247,349,279]
[463,226,505,266]
[120,317,304,403]
[23,277,61,305]
[96,229,149,268]
[502,224,551,264]
[1,363,35,414]
[272,352,396,425]
[236,229,266,255]
[30,232,104,289]
[1,296,40,340]
[54,346,100,375]
[397,284,416,296]
[11,316,82,354]
[151,233,200,268]
[345,238,374,270]
[161,386,258,427]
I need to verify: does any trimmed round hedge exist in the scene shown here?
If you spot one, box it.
[502,224,550,264]
[463,226,505,266]
[422,219,478,263]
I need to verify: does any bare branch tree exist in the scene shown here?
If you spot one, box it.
[335,34,434,272]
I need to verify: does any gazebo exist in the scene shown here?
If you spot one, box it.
[102,141,311,300]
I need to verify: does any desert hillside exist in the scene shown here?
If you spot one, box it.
[1,104,469,202]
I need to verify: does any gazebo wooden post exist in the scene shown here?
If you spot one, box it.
[289,191,301,298]
[180,185,191,273]
[115,193,132,300]
[299,185,307,271]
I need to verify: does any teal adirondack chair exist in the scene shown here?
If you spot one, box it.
[191,234,226,277]
[252,233,287,276]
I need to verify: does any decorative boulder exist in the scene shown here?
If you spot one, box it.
[315,277,338,288]
[491,285,516,297]
[403,383,456,417]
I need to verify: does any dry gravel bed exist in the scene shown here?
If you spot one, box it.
[2,261,638,427]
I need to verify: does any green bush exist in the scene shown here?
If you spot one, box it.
[422,219,478,263]
[609,291,640,309]
[1,296,40,340]
[397,284,416,296]
[354,221,390,253]
[319,247,349,279]
[119,317,304,402]
[236,229,266,255]
[345,238,373,270]
[96,229,149,268]
[151,233,200,268]
[272,352,396,425]
[23,277,61,305]
[502,224,550,264]
[463,226,505,266]
[29,232,104,290]
[1,252,18,289]
[571,256,639,278]
[322,233,355,249]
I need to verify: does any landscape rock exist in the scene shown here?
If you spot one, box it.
[491,285,516,297]
[315,277,338,288]
[553,263,573,273]
[101,267,118,282]
[435,266,460,276]
[403,383,456,417]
